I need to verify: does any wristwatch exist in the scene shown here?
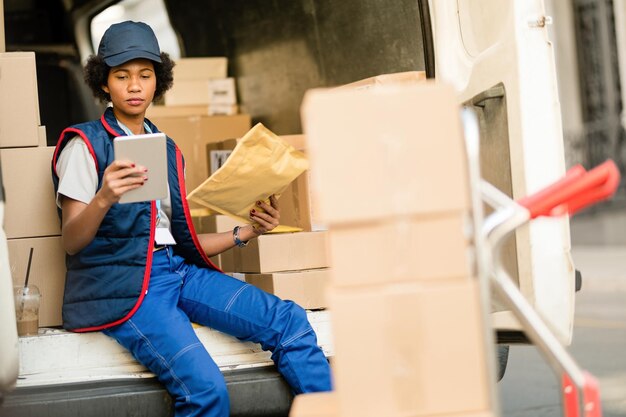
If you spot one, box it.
[233,226,248,247]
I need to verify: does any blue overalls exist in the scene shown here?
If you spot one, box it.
[52,109,332,416]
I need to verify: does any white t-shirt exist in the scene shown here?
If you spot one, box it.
[56,135,176,243]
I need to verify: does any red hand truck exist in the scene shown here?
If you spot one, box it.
[463,109,619,417]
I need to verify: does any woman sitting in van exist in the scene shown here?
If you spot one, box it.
[51,20,331,417]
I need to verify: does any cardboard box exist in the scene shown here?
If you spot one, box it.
[173,57,228,80]
[339,71,426,90]
[0,52,41,148]
[8,236,66,327]
[289,392,338,417]
[146,104,238,118]
[1,147,61,239]
[148,114,251,194]
[165,78,237,106]
[206,138,238,175]
[208,78,237,105]
[190,212,239,271]
[302,83,470,225]
[231,231,329,273]
[37,125,47,147]
[329,280,490,417]
[244,269,329,309]
[328,213,471,287]
[192,212,240,234]
[280,134,307,152]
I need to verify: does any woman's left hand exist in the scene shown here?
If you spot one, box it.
[249,194,280,235]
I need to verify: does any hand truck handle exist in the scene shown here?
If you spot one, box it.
[517,160,620,219]
[562,372,602,417]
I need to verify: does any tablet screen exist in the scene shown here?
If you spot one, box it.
[113,133,168,204]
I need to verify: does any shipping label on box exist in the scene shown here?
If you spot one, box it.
[0,52,41,148]
[8,236,66,327]
[245,269,329,309]
[148,114,251,194]
[329,280,491,417]
[173,57,228,80]
[302,82,470,225]
[328,213,472,287]
[205,138,238,175]
[208,78,237,105]
[1,146,61,239]
[231,231,329,273]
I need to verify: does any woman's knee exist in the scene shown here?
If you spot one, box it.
[277,301,313,345]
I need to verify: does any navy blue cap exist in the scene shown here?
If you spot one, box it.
[97,21,162,67]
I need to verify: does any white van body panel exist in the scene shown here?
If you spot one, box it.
[0,203,19,393]
[430,0,574,344]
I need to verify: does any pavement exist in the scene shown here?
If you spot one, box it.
[498,246,626,417]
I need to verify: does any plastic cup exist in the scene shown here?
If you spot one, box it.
[14,285,40,337]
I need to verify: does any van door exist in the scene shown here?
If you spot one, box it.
[429,0,574,344]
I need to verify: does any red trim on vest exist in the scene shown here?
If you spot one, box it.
[176,147,222,272]
[100,113,121,137]
[72,201,157,333]
[52,128,99,177]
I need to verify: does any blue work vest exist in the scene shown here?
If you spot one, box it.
[51,107,219,332]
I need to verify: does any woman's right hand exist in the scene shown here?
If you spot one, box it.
[94,160,147,207]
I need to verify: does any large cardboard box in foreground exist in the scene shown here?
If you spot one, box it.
[328,279,491,417]
[289,392,338,417]
[1,146,61,239]
[302,83,470,225]
[0,52,41,148]
[231,231,329,273]
[8,236,66,327]
[244,269,329,309]
[328,213,471,287]
[148,114,251,193]
[339,70,426,90]
[0,0,4,53]
[289,392,492,417]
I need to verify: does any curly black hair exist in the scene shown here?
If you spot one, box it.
[83,52,175,103]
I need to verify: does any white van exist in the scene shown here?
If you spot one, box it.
[0,0,574,415]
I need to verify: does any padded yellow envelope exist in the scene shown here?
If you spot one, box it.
[187,123,309,231]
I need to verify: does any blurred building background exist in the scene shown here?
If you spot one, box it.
[546,0,626,244]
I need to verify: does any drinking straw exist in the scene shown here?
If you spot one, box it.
[24,247,34,289]
[17,247,34,322]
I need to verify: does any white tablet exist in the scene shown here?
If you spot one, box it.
[113,132,168,204]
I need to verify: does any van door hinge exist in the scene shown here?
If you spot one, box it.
[471,85,505,107]
[528,15,553,28]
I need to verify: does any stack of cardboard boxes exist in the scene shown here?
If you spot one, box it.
[193,133,330,310]
[0,51,66,328]
[146,57,251,196]
[290,83,495,416]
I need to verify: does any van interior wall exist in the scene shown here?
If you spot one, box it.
[166,0,426,134]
